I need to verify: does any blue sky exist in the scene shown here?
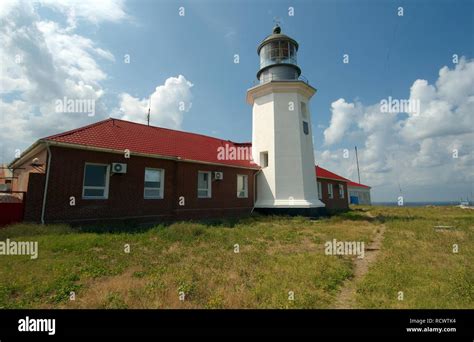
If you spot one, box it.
[1,0,473,201]
[91,0,473,142]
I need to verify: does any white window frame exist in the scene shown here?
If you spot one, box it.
[144,168,165,199]
[197,171,212,198]
[237,174,248,198]
[339,184,345,199]
[317,181,322,200]
[82,163,110,199]
[328,183,334,199]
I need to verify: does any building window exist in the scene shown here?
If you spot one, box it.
[260,151,268,168]
[303,121,309,135]
[328,183,333,199]
[144,168,164,199]
[301,102,308,119]
[198,171,212,198]
[317,181,322,200]
[83,163,110,199]
[339,184,344,199]
[237,175,248,198]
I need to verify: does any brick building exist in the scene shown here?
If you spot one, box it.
[315,166,349,211]
[9,119,259,223]
[348,181,372,205]
[8,118,357,224]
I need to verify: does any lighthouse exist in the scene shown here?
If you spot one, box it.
[247,25,325,215]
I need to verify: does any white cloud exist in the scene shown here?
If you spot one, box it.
[116,75,194,129]
[39,0,127,24]
[323,98,359,145]
[0,0,126,163]
[319,59,474,201]
[400,58,474,141]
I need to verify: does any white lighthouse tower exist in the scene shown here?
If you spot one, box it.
[247,25,325,215]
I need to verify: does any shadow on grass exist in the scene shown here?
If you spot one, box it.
[0,208,424,238]
[0,215,266,237]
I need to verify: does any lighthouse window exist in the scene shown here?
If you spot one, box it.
[260,41,296,68]
[301,102,308,119]
[303,121,309,135]
[281,42,289,58]
[260,151,269,168]
[290,44,296,58]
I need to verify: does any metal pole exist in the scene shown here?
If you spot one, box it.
[147,97,151,126]
[355,146,361,184]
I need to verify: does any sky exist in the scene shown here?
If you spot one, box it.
[0,0,473,202]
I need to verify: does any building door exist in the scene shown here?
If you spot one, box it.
[350,196,359,205]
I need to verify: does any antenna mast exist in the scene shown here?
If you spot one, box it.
[146,98,151,126]
[355,146,361,184]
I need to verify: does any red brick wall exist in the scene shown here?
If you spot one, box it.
[317,178,349,211]
[24,173,45,222]
[40,146,257,223]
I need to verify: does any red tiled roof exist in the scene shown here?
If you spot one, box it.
[43,118,259,169]
[315,165,348,182]
[316,165,371,188]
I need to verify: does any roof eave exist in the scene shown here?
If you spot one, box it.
[316,176,348,183]
[44,140,261,170]
[8,140,47,169]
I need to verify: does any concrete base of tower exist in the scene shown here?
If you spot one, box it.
[254,206,328,217]
[253,199,327,217]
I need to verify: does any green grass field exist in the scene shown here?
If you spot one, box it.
[0,206,472,309]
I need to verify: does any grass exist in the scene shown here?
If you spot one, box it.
[353,206,474,309]
[0,206,472,309]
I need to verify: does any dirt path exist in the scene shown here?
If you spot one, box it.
[333,212,386,309]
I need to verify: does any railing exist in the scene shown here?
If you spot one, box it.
[251,74,310,86]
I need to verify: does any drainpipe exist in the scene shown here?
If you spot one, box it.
[41,143,52,225]
[251,169,262,214]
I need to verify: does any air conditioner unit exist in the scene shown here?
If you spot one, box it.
[112,163,127,174]
[214,171,223,180]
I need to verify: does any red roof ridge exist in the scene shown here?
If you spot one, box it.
[111,118,252,145]
[347,180,371,189]
[44,117,250,146]
[43,117,114,140]
[315,165,370,188]
[315,165,348,182]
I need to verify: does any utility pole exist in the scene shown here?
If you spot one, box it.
[355,146,361,184]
